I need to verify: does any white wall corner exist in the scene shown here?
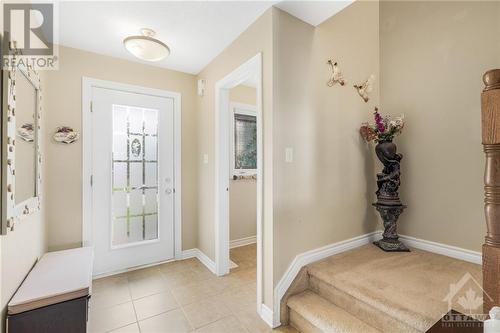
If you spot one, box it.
[196,248,217,274]
[181,248,217,274]
[260,303,277,328]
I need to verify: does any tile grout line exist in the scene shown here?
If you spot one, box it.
[162,276,198,331]
[92,245,259,333]
[177,300,196,332]
[131,268,184,326]
[127,277,141,333]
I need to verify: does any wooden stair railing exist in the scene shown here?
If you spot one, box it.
[481,69,500,312]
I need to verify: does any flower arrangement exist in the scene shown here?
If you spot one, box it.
[360,107,405,143]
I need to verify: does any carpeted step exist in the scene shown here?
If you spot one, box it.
[287,290,381,333]
[309,275,420,333]
[306,245,481,332]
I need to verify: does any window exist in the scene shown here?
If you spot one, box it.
[231,103,257,176]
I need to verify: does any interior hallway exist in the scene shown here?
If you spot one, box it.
[88,244,296,333]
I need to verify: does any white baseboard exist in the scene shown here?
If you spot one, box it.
[273,231,380,327]
[230,235,257,249]
[181,248,217,274]
[178,248,198,260]
[93,248,217,279]
[260,304,275,328]
[93,257,176,279]
[196,249,217,274]
[398,233,482,264]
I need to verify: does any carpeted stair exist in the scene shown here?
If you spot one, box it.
[288,291,381,333]
[284,245,482,333]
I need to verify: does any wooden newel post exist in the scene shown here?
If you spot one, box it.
[481,69,500,312]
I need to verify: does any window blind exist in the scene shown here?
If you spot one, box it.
[234,113,257,169]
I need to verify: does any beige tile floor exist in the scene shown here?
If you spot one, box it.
[89,244,297,333]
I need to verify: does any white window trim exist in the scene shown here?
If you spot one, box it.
[230,102,257,177]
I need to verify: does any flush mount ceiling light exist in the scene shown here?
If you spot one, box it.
[124,28,170,62]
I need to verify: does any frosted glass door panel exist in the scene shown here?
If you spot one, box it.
[111,105,159,247]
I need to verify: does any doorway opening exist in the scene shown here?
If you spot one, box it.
[228,86,257,276]
[214,53,263,315]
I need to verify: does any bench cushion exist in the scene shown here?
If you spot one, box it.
[8,247,93,315]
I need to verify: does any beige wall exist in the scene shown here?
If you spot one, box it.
[1,71,48,330]
[1,211,46,325]
[273,2,380,282]
[272,0,499,285]
[380,1,500,251]
[229,85,257,242]
[195,8,274,307]
[229,85,257,105]
[230,179,257,241]
[44,46,198,251]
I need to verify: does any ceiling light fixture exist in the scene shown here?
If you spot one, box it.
[124,28,170,62]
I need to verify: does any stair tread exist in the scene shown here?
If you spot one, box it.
[288,291,381,333]
[305,245,481,331]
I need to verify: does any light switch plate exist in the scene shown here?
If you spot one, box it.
[285,148,293,163]
[197,79,206,96]
[203,153,209,164]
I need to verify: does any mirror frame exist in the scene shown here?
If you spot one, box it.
[1,49,42,234]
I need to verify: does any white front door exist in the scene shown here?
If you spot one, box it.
[91,86,175,275]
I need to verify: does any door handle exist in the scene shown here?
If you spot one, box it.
[165,178,173,195]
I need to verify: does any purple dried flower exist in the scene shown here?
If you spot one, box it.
[360,107,404,143]
[373,108,385,133]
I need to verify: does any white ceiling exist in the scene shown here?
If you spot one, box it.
[274,1,352,27]
[58,1,353,75]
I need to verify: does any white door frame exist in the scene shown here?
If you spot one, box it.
[214,53,263,313]
[82,77,183,264]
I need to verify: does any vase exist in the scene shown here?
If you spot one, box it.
[373,140,409,252]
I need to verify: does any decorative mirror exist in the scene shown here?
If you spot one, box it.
[1,51,42,234]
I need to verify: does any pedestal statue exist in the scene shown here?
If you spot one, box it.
[360,108,409,252]
[372,141,409,252]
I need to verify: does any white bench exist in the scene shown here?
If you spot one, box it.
[7,247,93,333]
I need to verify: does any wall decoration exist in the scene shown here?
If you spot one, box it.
[17,123,34,142]
[354,74,375,102]
[360,108,408,252]
[327,59,345,87]
[53,126,79,144]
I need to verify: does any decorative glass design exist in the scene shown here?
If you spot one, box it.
[112,105,159,246]
[131,138,142,157]
[234,113,257,170]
